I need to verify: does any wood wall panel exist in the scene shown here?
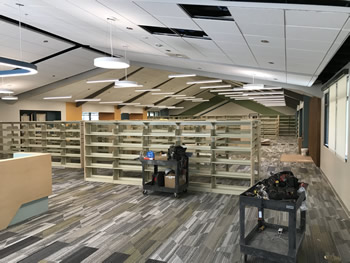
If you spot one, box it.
[309,97,321,166]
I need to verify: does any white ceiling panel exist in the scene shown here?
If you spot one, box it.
[244,35,284,48]
[250,46,285,58]
[135,2,189,18]
[184,38,220,52]
[287,49,325,63]
[228,7,284,26]
[287,73,313,86]
[97,0,164,27]
[155,16,200,30]
[287,62,320,75]
[236,24,284,38]
[286,26,340,42]
[286,10,348,29]
[207,33,247,45]
[286,39,332,53]
[193,19,242,35]
[343,18,350,31]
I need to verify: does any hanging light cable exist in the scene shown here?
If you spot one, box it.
[94,18,130,69]
[114,47,139,88]
[0,2,37,77]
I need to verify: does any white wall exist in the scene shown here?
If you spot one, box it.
[320,95,350,212]
[82,104,114,113]
[0,100,66,121]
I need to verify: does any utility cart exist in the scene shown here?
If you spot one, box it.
[240,183,306,263]
[140,156,189,198]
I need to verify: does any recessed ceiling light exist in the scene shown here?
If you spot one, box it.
[155,43,163,47]
[274,78,278,80]
[261,40,269,43]
[43,40,48,43]
[43,96,72,100]
[268,62,274,64]
[126,27,133,30]
[166,49,171,52]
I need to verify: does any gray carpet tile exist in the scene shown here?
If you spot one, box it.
[0,137,348,263]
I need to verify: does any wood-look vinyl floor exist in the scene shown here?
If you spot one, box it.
[0,137,349,263]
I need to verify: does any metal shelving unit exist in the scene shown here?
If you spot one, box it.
[0,121,83,168]
[84,120,260,195]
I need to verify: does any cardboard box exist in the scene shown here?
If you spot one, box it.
[164,173,186,188]
[155,154,168,161]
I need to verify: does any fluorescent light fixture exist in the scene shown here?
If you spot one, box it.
[191,99,209,102]
[135,104,154,107]
[232,98,254,100]
[232,87,282,91]
[165,94,187,97]
[186,79,222,85]
[99,101,123,104]
[252,95,284,99]
[43,96,72,100]
[243,91,283,96]
[0,57,38,77]
[75,98,101,102]
[115,81,140,88]
[218,92,244,95]
[86,79,118,84]
[243,84,264,90]
[151,92,175,95]
[0,89,14,94]
[94,57,130,69]
[210,89,240,93]
[199,84,231,89]
[1,95,18,100]
[168,73,196,78]
[135,89,161,92]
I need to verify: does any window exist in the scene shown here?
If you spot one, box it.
[324,75,349,161]
[324,92,329,147]
[82,112,99,121]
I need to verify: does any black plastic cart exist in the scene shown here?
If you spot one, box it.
[240,183,306,263]
[140,156,189,198]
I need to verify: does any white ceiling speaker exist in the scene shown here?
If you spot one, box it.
[94,57,130,69]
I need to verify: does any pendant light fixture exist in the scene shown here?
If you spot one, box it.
[114,47,141,88]
[0,3,37,77]
[94,18,130,69]
[243,75,264,90]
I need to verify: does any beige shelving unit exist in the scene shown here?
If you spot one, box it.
[0,121,83,168]
[84,120,260,195]
[260,115,279,139]
[279,115,297,137]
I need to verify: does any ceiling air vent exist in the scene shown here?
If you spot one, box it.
[179,4,234,21]
[172,28,210,40]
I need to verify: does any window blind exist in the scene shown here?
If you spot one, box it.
[335,76,347,159]
[328,83,337,151]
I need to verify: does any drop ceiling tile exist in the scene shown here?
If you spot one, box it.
[237,24,284,38]
[207,33,246,45]
[135,2,189,18]
[287,73,313,86]
[287,62,319,75]
[315,42,342,75]
[286,26,340,42]
[343,19,350,31]
[193,19,242,35]
[286,39,332,53]
[250,46,285,58]
[244,35,284,48]
[184,38,220,52]
[228,7,284,26]
[287,49,325,63]
[286,10,349,29]
[155,16,200,30]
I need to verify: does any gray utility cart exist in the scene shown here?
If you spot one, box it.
[240,183,306,263]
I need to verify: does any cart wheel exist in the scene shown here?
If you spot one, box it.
[143,190,148,195]
[174,193,179,198]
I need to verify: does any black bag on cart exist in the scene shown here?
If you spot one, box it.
[168,145,186,160]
